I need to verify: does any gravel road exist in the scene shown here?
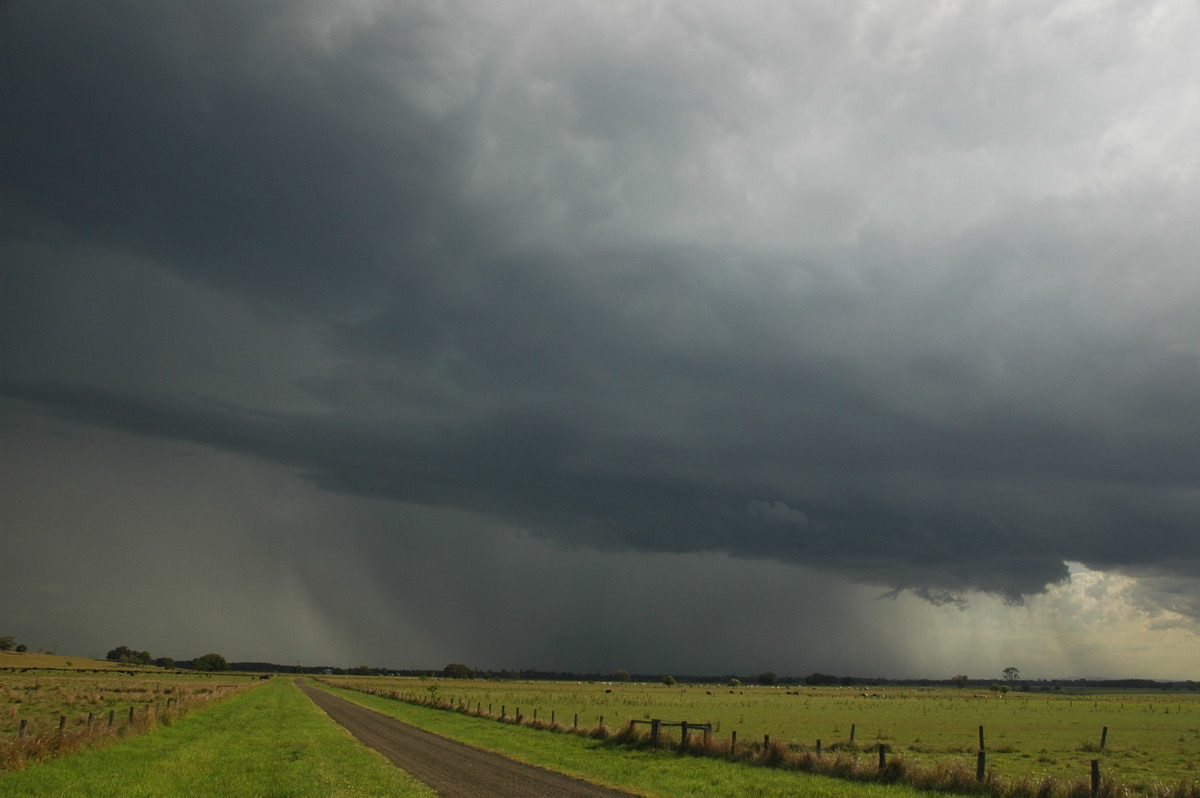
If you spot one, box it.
[297,680,642,798]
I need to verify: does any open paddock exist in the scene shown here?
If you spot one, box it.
[0,665,259,739]
[325,676,1200,790]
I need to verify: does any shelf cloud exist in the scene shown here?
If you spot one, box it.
[4,0,1200,676]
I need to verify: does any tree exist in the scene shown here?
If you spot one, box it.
[662,675,677,686]
[0,636,15,651]
[728,678,741,687]
[155,657,176,669]
[951,674,969,688]
[1002,666,1020,685]
[15,644,27,653]
[106,645,135,662]
[443,663,475,679]
[757,672,778,686]
[192,653,228,672]
[614,669,631,682]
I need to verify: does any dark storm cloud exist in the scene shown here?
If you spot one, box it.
[4,0,1200,620]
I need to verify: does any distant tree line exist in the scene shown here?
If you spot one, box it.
[103,645,226,672]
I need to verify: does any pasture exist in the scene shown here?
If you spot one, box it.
[326,676,1200,792]
[0,660,258,739]
[0,677,435,796]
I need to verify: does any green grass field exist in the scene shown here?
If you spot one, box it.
[0,677,435,797]
[4,662,1198,798]
[323,676,1200,793]
[315,680,973,798]
[0,667,258,737]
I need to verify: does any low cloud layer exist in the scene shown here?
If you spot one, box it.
[3,1,1200,675]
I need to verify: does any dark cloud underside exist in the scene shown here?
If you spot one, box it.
[4,0,1200,663]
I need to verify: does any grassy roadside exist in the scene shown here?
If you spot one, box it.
[315,681,964,798]
[0,678,435,797]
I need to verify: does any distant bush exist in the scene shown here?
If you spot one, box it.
[192,653,228,672]
[444,663,475,679]
[106,645,153,666]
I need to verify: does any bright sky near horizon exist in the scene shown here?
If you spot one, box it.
[3,0,1200,679]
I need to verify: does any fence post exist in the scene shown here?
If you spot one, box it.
[1091,760,1100,796]
[878,743,886,770]
[681,721,689,747]
[850,723,856,743]
[574,713,578,728]
[88,712,94,729]
[129,706,135,723]
[764,734,770,749]
[108,710,115,727]
[979,725,985,750]
[977,750,986,782]
[19,719,27,737]
[59,715,66,735]
[650,719,661,749]
[816,739,822,756]
[1100,727,1108,750]
[551,710,556,724]
[731,729,737,752]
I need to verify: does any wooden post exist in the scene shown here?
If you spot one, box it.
[88,712,94,729]
[650,719,661,749]
[850,723,856,742]
[574,713,578,728]
[816,739,822,756]
[878,743,887,770]
[764,734,770,748]
[1091,760,1100,796]
[599,715,604,728]
[129,706,135,723]
[1100,726,1108,750]
[731,729,737,751]
[19,719,27,738]
[551,710,556,724]
[501,705,506,718]
[979,725,985,750]
[533,709,537,721]
[59,715,66,734]
[108,710,115,727]
[977,750,986,781]
[681,721,689,747]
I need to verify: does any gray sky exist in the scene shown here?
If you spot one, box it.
[3,0,1200,679]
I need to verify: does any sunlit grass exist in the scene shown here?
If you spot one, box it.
[321,676,1200,797]
[315,680,967,798]
[0,678,435,797]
